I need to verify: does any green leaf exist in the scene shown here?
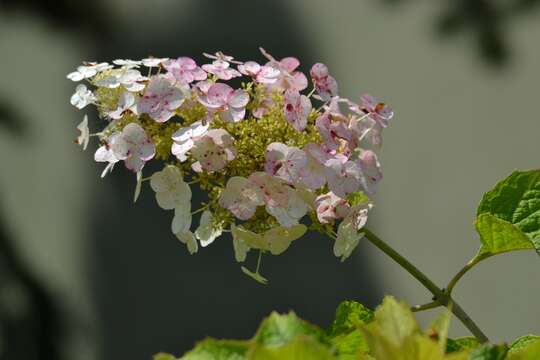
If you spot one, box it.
[346,191,370,206]
[154,353,177,360]
[371,296,420,347]
[253,312,326,348]
[468,344,508,360]
[426,309,451,351]
[179,339,249,360]
[446,337,481,353]
[358,296,471,360]
[327,300,374,337]
[325,300,374,359]
[509,335,540,355]
[247,335,335,360]
[507,337,540,359]
[475,214,534,256]
[476,170,540,256]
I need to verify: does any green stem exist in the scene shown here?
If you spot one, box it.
[363,229,489,343]
[446,254,486,294]
[411,301,441,312]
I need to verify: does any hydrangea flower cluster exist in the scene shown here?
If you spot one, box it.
[68,49,393,282]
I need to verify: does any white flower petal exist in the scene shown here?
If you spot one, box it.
[194,210,222,247]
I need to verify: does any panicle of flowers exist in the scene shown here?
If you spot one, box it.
[67,49,394,282]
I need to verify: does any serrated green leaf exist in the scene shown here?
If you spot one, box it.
[475,214,534,256]
[476,170,540,256]
[247,335,335,360]
[326,300,374,359]
[253,312,326,348]
[358,296,470,360]
[179,339,249,360]
[468,344,508,360]
[446,337,481,353]
[507,337,540,360]
[509,335,540,355]
[327,300,374,337]
[372,296,420,347]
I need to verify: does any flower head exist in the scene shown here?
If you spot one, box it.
[68,49,394,277]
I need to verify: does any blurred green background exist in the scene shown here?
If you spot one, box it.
[0,0,539,359]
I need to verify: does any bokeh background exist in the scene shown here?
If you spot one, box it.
[0,0,539,359]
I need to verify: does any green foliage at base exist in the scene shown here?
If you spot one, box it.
[155,296,540,360]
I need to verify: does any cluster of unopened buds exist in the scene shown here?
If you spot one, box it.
[68,48,393,282]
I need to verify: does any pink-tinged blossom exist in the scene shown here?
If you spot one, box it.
[109,123,155,172]
[164,57,207,85]
[171,120,209,162]
[315,192,350,224]
[198,83,249,122]
[248,172,289,208]
[349,115,383,150]
[94,69,148,92]
[259,48,308,92]
[325,158,363,198]
[94,142,120,178]
[299,143,328,190]
[310,63,338,101]
[67,62,112,81]
[107,91,138,119]
[315,98,355,151]
[203,51,242,64]
[70,84,96,109]
[219,176,265,220]
[264,142,307,184]
[359,94,394,128]
[284,89,312,131]
[357,150,383,195]
[137,76,184,122]
[247,172,308,227]
[191,129,236,172]
[202,60,241,81]
[237,61,280,84]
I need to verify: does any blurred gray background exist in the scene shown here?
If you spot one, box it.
[0,0,539,359]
